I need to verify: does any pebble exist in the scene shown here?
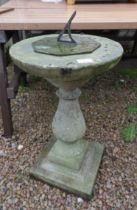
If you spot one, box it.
[7,198,14,204]
[41,194,45,200]
[19,208,26,210]
[77,197,84,203]
[0,150,6,157]
[106,181,112,189]
[111,155,117,161]
[17,144,24,150]
[90,207,96,210]
[3,186,9,193]
[120,79,125,83]
[44,200,48,207]
[11,142,17,148]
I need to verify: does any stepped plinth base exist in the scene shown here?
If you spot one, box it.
[30,137,104,199]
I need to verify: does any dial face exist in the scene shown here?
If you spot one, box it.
[32,35,101,56]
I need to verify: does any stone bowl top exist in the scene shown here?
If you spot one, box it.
[10,34,123,90]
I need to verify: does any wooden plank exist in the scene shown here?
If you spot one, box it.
[0,30,7,43]
[7,66,21,99]
[0,44,13,137]
[0,1,137,29]
[0,7,14,14]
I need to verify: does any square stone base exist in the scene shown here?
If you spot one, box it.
[30,137,104,199]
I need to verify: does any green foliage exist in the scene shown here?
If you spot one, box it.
[121,123,136,143]
[28,75,41,83]
[120,68,137,79]
[127,105,137,113]
[19,85,29,92]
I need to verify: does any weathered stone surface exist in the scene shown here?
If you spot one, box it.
[30,137,104,199]
[10,34,123,198]
[48,138,89,170]
[10,34,123,90]
[52,88,86,143]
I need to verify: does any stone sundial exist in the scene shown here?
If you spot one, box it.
[10,11,123,198]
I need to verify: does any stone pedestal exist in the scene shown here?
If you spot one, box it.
[30,88,104,199]
[10,34,123,199]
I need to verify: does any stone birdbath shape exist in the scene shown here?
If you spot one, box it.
[10,33,123,198]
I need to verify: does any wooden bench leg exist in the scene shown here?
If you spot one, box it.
[132,30,137,55]
[0,44,13,137]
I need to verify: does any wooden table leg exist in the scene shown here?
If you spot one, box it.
[0,44,13,137]
[132,30,137,54]
[0,30,28,137]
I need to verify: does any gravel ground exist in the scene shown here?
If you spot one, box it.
[0,60,137,210]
